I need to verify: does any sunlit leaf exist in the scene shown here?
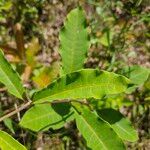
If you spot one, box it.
[123,65,150,85]
[74,107,125,150]
[20,103,74,132]
[0,130,27,150]
[0,50,24,99]
[97,108,138,142]
[32,69,130,103]
[59,7,90,74]
[122,65,150,93]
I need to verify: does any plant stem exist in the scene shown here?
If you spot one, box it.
[0,99,92,123]
[0,101,32,123]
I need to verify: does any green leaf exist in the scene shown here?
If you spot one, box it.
[99,29,113,47]
[20,103,74,132]
[74,107,125,150]
[0,1,12,11]
[59,7,89,74]
[0,105,15,134]
[0,50,24,99]
[33,69,130,104]
[0,130,27,150]
[97,108,138,142]
[123,65,150,85]
[3,118,15,134]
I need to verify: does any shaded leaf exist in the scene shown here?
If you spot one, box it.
[0,130,27,150]
[33,69,130,104]
[3,118,15,134]
[0,105,15,134]
[97,108,138,142]
[59,7,89,74]
[74,107,125,150]
[20,103,74,132]
[0,50,24,99]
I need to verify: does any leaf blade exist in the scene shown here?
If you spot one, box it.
[0,50,24,99]
[20,103,74,132]
[0,130,27,150]
[33,69,130,103]
[74,108,125,150]
[59,7,89,74]
[123,65,150,85]
[97,108,138,142]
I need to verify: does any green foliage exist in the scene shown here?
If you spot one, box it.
[99,29,114,47]
[0,7,140,150]
[0,106,15,134]
[59,7,89,74]
[0,0,12,11]
[3,118,15,134]
[74,107,125,150]
[97,108,138,142]
[0,50,24,99]
[122,65,150,93]
[0,0,12,21]
[20,103,74,132]
[0,130,27,150]
[33,69,130,104]
[123,65,150,85]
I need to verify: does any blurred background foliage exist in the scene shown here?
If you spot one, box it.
[0,0,150,149]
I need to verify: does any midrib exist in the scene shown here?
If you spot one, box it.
[79,114,108,150]
[34,83,119,102]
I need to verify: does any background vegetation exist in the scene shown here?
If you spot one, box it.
[0,0,149,149]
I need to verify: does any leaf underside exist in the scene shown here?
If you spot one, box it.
[59,7,89,74]
[0,50,24,99]
[33,69,130,103]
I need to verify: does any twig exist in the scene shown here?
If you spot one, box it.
[14,103,21,122]
[0,101,32,123]
[0,99,92,123]
[14,23,25,61]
